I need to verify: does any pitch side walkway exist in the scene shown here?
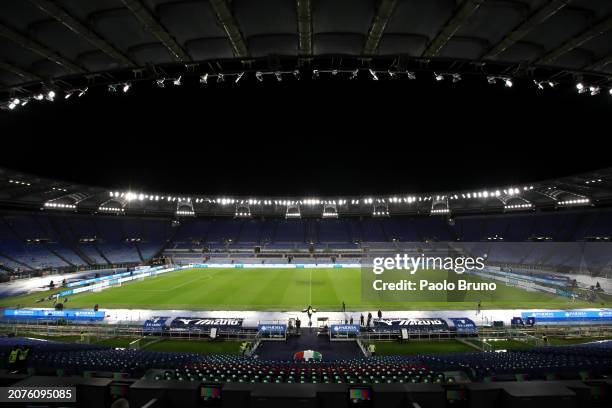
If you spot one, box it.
[87,308,612,326]
[255,327,364,361]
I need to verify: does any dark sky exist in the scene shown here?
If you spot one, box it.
[1,73,610,196]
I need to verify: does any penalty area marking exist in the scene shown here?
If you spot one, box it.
[137,269,221,293]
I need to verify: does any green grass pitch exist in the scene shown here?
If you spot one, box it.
[0,267,606,311]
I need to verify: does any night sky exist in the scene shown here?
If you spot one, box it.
[1,73,610,196]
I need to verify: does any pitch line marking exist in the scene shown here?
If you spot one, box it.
[309,269,312,305]
[138,269,221,293]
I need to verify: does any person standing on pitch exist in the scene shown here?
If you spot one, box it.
[377,309,382,320]
[360,313,365,326]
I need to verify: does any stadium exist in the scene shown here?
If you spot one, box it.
[1,0,612,407]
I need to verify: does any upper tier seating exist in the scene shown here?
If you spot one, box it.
[2,208,612,273]
[0,213,174,271]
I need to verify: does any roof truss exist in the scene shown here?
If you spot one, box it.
[535,15,612,65]
[363,0,399,55]
[0,23,84,73]
[208,0,249,58]
[28,0,136,67]
[120,0,192,62]
[422,0,485,58]
[483,0,573,59]
[0,61,42,82]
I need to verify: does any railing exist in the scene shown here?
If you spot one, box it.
[1,320,610,346]
[0,320,142,339]
[0,321,258,341]
[456,337,492,352]
[356,338,370,357]
[359,330,465,342]
[531,325,612,338]
[164,330,258,340]
[358,325,612,344]
[6,262,143,279]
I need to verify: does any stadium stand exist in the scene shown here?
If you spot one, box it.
[0,171,611,405]
[2,208,612,278]
[0,213,175,273]
[1,336,611,384]
[0,209,610,407]
[421,341,612,382]
[160,358,444,385]
[2,0,612,402]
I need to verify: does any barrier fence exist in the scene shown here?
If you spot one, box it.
[2,320,610,346]
[0,321,258,341]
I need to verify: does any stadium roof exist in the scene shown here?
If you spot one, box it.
[1,0,612,106]
[1,166,612,218]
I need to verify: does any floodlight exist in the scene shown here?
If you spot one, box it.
[122,83,131,93]
[504,79,513,88]
[173,76,182,86]
[235,72,244,83]
[434,73,444,81]
[368,69,378,81]
[255,71,263,82]
[156,78,166,87]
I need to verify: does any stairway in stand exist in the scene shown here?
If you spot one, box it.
[255,326,363,361]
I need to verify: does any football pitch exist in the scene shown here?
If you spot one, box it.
[0,267,606,311]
